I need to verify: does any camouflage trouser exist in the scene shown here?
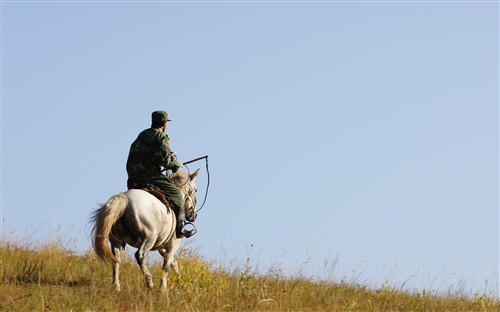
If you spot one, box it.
[127,175,184,209]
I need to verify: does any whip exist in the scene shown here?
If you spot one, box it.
[182,155,210,213]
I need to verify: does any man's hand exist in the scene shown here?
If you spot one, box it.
[171,160,183,173]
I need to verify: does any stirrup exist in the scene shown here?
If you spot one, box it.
[177,222,197,239]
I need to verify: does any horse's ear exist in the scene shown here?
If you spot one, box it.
[190,168,200,181]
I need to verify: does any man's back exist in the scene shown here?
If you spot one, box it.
[127,127,166,178]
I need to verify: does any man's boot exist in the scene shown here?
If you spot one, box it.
[176,205,196,238]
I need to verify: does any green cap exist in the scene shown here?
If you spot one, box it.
[152,111,171,124]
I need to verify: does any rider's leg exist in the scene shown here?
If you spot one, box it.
[172,202,196,238]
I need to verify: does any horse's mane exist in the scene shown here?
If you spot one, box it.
[170,171,190,189]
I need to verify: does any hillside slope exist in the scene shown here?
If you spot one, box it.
[1,241,498,311]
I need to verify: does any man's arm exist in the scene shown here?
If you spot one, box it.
[156,133,182,172]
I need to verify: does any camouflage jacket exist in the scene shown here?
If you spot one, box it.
[126,127,181,179]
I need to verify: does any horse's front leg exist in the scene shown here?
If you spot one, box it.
[159,254,179,292]
[111,244,122,291]
[159,239,181,292]
[159,249,167,291]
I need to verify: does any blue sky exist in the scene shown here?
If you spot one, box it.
[1,1,498,296]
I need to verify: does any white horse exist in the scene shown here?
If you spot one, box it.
[90,169,199,291]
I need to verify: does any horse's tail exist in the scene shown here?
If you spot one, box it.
[90,193,128,263]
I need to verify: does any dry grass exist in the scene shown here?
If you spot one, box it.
[1,240,499,311]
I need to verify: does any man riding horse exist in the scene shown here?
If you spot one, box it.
[126,110,196,238]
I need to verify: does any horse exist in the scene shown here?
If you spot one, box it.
[90,169,199,292]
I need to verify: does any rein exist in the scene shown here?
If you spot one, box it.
[182,155,210,213]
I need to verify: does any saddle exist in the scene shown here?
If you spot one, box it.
[128,182,177,214]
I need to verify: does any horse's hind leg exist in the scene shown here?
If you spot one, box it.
[135,240,155,289]
[111,244,122,291]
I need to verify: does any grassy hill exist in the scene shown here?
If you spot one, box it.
[1,240,499,311]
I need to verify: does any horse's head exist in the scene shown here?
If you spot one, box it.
[171,169,200,222]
